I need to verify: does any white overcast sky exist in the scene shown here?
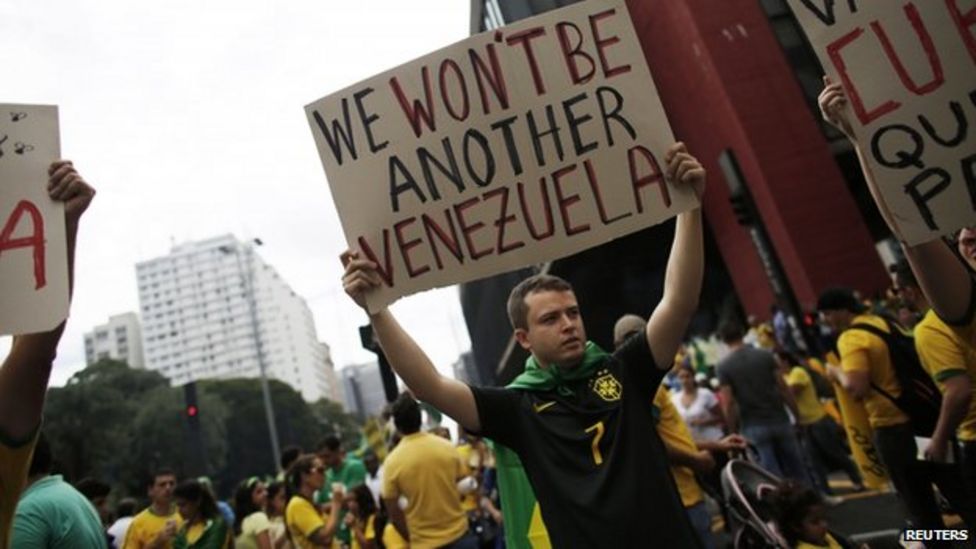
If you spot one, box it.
[1,0,474,387]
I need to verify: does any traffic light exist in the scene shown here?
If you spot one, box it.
[183,382,200,423]
[729,192,754,226]
[804,312,817,327]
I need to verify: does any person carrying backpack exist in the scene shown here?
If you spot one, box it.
[817,287,955,536]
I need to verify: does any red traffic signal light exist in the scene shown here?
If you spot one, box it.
[186,405,199,417]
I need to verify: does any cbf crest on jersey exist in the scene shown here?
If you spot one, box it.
[591,370,622,402]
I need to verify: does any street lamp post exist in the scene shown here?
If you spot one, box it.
[220,239,282,472]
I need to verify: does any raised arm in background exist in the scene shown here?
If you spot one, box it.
[819,77,973,325]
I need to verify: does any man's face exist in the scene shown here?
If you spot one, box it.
[319,447,342,470]
[363,454,379,476]
[819,309,850,333]
[515,290,587,368]
[148,474,176,506]
[958,228,976,270]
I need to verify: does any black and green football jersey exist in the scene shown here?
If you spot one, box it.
[471,334,702,548]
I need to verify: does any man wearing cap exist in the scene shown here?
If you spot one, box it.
[819,287,946,533]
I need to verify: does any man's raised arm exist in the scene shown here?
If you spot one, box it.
[0,160,95,442]
[645,142,706,369]
[340,252,481,432]
[818,77,973,325]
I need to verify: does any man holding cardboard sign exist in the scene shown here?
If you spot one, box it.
[0,159,95,548]
[341,141,706,548]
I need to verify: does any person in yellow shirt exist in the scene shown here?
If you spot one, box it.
[652,386,749,548]
[776,352,864,495]
[342,485,377,549]
[891,262,976,531]
[284,455,342,549]
[819,288,946,533]
[381,394,473,549]
[123,469,184,549]
[0,160,94,549]
[818,78,976,387]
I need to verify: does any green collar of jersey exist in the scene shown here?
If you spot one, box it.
[507,341,609,396]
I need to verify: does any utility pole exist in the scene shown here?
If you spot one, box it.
[220,239,282,472]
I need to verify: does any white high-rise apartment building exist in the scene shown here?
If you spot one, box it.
[83,312,145,369]
[135,234,337,402]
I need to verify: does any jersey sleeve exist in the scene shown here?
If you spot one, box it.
[292,500,325,539]
[380,458,399,501]
[470,385,524,450]
[838,332,872,373]
[916,320,969,382]
[11,503,51,548]
[363,514,376,541]
[787,367,810,388]
[248,512,271,535]
[613,332,666,398]
[121,516,145,549]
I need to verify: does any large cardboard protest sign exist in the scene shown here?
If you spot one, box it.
[786,0,976,245]
[306,0,696,311]
[0,104,68,335]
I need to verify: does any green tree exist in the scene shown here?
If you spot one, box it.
[308,397,362,450]
[42,362,360,502]
[43,360,168,484]
[115,384,229,497]
[203,379,323,496]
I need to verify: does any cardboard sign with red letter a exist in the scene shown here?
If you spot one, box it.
[0,104,68,335]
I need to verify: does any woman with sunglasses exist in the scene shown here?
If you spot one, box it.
[284,455,343,548]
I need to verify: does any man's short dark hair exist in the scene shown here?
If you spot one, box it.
[280,445,302,471]
[116,497,139,519]
[889,261,918,290]
[507,274,574,330]
[717,319,745,344]
[75,477,111,501]
[816,287,865,314]
[27,432,53,477]
[391,393,422,435]
[316,435,341,453]
[147,467,177,488]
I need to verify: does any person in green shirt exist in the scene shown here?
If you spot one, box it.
[12,433,108,548]
[315,436,367,546]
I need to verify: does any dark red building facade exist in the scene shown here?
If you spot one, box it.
[464,0,892,382]
[625,0,888,315]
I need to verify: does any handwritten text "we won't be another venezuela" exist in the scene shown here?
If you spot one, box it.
[310,7,676,288]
